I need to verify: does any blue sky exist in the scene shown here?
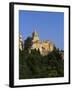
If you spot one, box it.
[19,10,64,50]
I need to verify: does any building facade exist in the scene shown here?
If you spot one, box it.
[19,33,24,50]
[31,30,54,56]
[19,30,54,56]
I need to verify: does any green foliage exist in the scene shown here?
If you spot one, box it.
[19,48,64,79]
[24,36,32,51]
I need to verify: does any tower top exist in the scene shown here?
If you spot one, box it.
[32,28,38,37]
[32,28,39,42]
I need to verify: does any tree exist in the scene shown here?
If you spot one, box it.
[24,36,32,51]
[19,46,64,79]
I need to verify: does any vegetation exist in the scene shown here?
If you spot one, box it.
[19,38,64,79]
[24,36,32,51]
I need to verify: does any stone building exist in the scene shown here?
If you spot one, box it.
[19,33,24,50]
[31,30,54,56]
[19,30,55,56]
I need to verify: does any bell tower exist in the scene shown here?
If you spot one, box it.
[32,29,39,42]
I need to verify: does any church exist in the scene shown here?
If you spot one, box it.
[31,30,54,56]
[19,30,55,56]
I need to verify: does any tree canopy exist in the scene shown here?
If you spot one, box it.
[24,36,32,51]
[19,47,64,79]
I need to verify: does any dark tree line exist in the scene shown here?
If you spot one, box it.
[19,37,64,79]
